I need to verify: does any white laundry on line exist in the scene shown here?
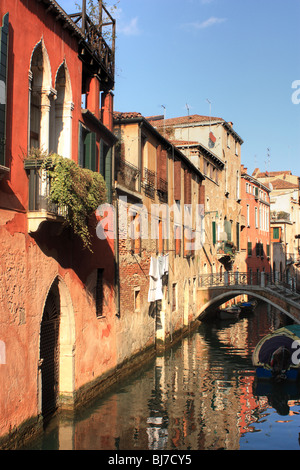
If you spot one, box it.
[148,254,169,302]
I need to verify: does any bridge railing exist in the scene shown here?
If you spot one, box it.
[198,271,298,293]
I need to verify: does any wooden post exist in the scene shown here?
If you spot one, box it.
[82,0,86,35]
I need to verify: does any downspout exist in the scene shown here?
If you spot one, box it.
[112,142,120,317]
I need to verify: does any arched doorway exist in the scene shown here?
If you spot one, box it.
[39,277,76,421]
[39,281,60,419]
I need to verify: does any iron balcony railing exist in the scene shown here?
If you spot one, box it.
[142,168,156,198]
[24,160,67,217]
[116,157,140,193]
[198,271,299,293]
[69,2,115,82]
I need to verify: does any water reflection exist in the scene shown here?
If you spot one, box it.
[24,303,300,450]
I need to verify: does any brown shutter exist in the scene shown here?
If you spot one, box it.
[174,159,181,200]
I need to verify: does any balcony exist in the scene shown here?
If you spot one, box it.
[216,241,236,256]
[142,168,156,199]
[24,160,67,233]
[157,177,168,202]
[115,157,141,194]
[69,2,115,88]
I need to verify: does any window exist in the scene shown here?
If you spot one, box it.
[96,268,104,318]
[247,241,252,256]
[224,219,232,242]
[174,224,181,256]
[247,204,250,226]
[134,288,140,311]
[235,141,239,156]
[130,211,141,255]
[29,41,73,158]
[255,207,258,228]
[272,227,281,242]
[212,221,216,245]
[0,13,9,169]
[236,171,240,200]
[227,132,230,148]
[236,222,240,251]
[172,283,177,311]
[78,123,96,171]
[256,242,263,257]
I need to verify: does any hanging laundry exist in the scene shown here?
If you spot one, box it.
[148,255,169,303]
[148,256,163,302]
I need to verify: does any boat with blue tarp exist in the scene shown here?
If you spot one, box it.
[239,299,257,313]
[252,324,300,381]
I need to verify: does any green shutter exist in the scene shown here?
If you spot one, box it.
[78,122,84,167]
[236,222,240,251]
[99,139,104,176]
[247,241,252,256]
[273,227,279,240]
[212,221,216,245]
[105,145,112,203]
[0,13,9,167]
[84,131,96,171]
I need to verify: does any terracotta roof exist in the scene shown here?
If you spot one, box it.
[113,111,143,120]
[253,169,292,178]
[171,140,199,146]
[147,114,223,128]
[270,178,299,190]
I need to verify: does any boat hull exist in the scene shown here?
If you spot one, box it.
[256,366,299,381]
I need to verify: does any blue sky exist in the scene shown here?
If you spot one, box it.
[59,0,300,177]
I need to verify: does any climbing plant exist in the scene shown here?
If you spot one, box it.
[27,149,107,251]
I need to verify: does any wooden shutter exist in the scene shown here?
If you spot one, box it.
[212,221,216,245]
[160,149,167,181]
[174,159,181,200]
[184,169,191,205]
[0,13,9,167]
[247,241,252,256]
[78,122,84,167]
[105,145,112,203]
[84,131,96,171]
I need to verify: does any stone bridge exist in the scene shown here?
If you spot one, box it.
[198,272,300,324]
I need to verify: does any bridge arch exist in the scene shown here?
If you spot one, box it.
[198,289,300,324]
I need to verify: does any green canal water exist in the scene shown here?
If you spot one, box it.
[23,303,300,451]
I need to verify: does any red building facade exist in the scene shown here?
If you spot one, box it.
[240,165,271,278]
[0,0,117,447]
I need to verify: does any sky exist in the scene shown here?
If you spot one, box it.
[59,0,300,177]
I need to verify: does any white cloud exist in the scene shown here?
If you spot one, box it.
[183,16,227,30]
[118,17,140,36]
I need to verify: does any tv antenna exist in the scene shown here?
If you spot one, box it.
[206,99,212,131]
[161,105,166,136]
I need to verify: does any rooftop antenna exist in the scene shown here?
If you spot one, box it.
[186,103,190,156]
[265,147,271,174]
[161,105,166,136]
[206,99,212,132]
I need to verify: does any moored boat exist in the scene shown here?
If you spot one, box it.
[252,325,300,381]
[239,299,257,313]
[218,304,241,320]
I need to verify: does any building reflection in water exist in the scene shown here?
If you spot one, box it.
[26,304,300,450]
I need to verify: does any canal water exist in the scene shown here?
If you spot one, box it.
[23,303,300,451]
